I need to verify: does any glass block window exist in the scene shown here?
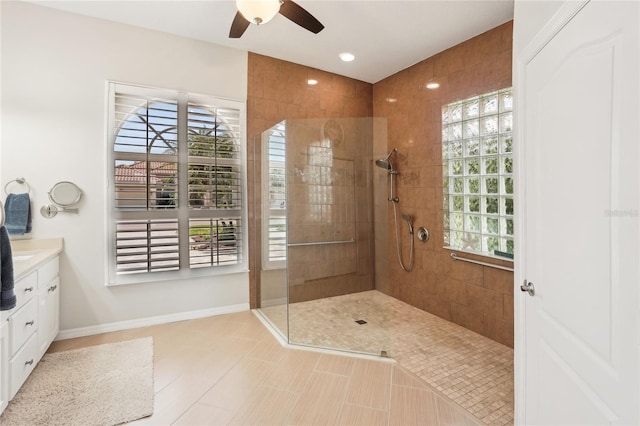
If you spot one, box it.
[442,88,513,257]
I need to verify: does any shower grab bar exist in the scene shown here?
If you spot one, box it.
[288,238,355,247]
[450,252,514,272]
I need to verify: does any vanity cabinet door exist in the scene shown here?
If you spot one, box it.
[0,321,8,414]
[38,277,60,359]
[8,333,38,400]
[37,258,60,359]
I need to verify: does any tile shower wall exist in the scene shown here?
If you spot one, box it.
[372,22,514,347]
[284,118,376,303]
[247,53,374,307]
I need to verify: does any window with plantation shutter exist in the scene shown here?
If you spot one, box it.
[107,82,246,284]
[262,122,286,269]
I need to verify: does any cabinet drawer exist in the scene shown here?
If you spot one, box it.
[9,297,38,355]
[1,322,8,413]
[9,332,38,400]
[14,271,37,310]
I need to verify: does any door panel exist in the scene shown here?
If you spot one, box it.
[523,1,639,424]
[534,35,615,360]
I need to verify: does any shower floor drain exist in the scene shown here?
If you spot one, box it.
[355,320,367,325]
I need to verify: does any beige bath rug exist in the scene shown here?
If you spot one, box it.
[0,337,154,426]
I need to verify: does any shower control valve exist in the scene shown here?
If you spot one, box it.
[417,227,429,242]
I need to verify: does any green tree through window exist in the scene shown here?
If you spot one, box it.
[442,88,514,257]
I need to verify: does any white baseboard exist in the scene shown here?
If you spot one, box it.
[56,303,250,341]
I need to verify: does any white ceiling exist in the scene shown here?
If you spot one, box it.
[28,0,514,84]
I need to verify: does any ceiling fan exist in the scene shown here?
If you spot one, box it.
[229,0,325,38]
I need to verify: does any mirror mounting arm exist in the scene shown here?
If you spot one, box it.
[40,181,83,218]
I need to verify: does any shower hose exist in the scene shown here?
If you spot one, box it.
[392,201,414,272]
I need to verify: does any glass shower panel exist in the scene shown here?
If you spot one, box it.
[257,117,390,357]
[257,122,288,340]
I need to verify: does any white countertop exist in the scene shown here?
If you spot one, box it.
[10,238,64,280]
[1,238,63,321]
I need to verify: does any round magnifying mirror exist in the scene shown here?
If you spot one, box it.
[48,181,83,207]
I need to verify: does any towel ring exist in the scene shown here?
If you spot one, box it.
[4,177,31,195]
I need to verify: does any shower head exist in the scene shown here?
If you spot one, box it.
[401,212,414,234]
[375,147,398,171]
[375,158,392,170]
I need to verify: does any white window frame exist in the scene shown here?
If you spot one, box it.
[442,87,514,259]
[106,82,248,286]
[261,121,287,270]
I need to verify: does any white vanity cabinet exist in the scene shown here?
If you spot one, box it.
[37,258,60,358]
[1,255,60,408]
[0,321,8,413]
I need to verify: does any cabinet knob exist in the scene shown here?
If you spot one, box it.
[25,359,34,366]
[25,320,35,326]
[24,286,34,292]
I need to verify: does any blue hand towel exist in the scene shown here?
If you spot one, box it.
[0,225,16,311]
[4,193,32,235]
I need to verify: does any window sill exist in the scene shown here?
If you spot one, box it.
[106,265,250,287]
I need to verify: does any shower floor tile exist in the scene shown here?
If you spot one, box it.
[260,290,514,426]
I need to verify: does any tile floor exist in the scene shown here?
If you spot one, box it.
[47,310,481,425]
[260,290,514,425]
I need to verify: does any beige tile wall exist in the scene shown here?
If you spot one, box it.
[247,53,374,306]
[283,118,376,303]
[248,21,515,347]
[372,22,514,347]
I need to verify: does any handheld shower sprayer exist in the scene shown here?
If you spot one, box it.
[401,212,414,234]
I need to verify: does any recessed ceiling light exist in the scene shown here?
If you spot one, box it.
[386,98,397,103]
[339,52,355,62]
[426,82,440,90]
[307,79,318,86]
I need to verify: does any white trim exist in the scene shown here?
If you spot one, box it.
[55,303,250,341]
[513,1,590,423]
[520,0,589,64]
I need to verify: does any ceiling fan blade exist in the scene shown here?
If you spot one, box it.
[279,0,325,34]
[229,11,250,38]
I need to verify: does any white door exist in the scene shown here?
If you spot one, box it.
[520,1,639,424]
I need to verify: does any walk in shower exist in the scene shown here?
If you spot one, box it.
[254,117,393,356]
[252,118,514,425]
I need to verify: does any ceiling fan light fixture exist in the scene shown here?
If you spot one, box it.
[236,0,281,25]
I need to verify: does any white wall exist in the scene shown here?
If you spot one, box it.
[1,1,249,332]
